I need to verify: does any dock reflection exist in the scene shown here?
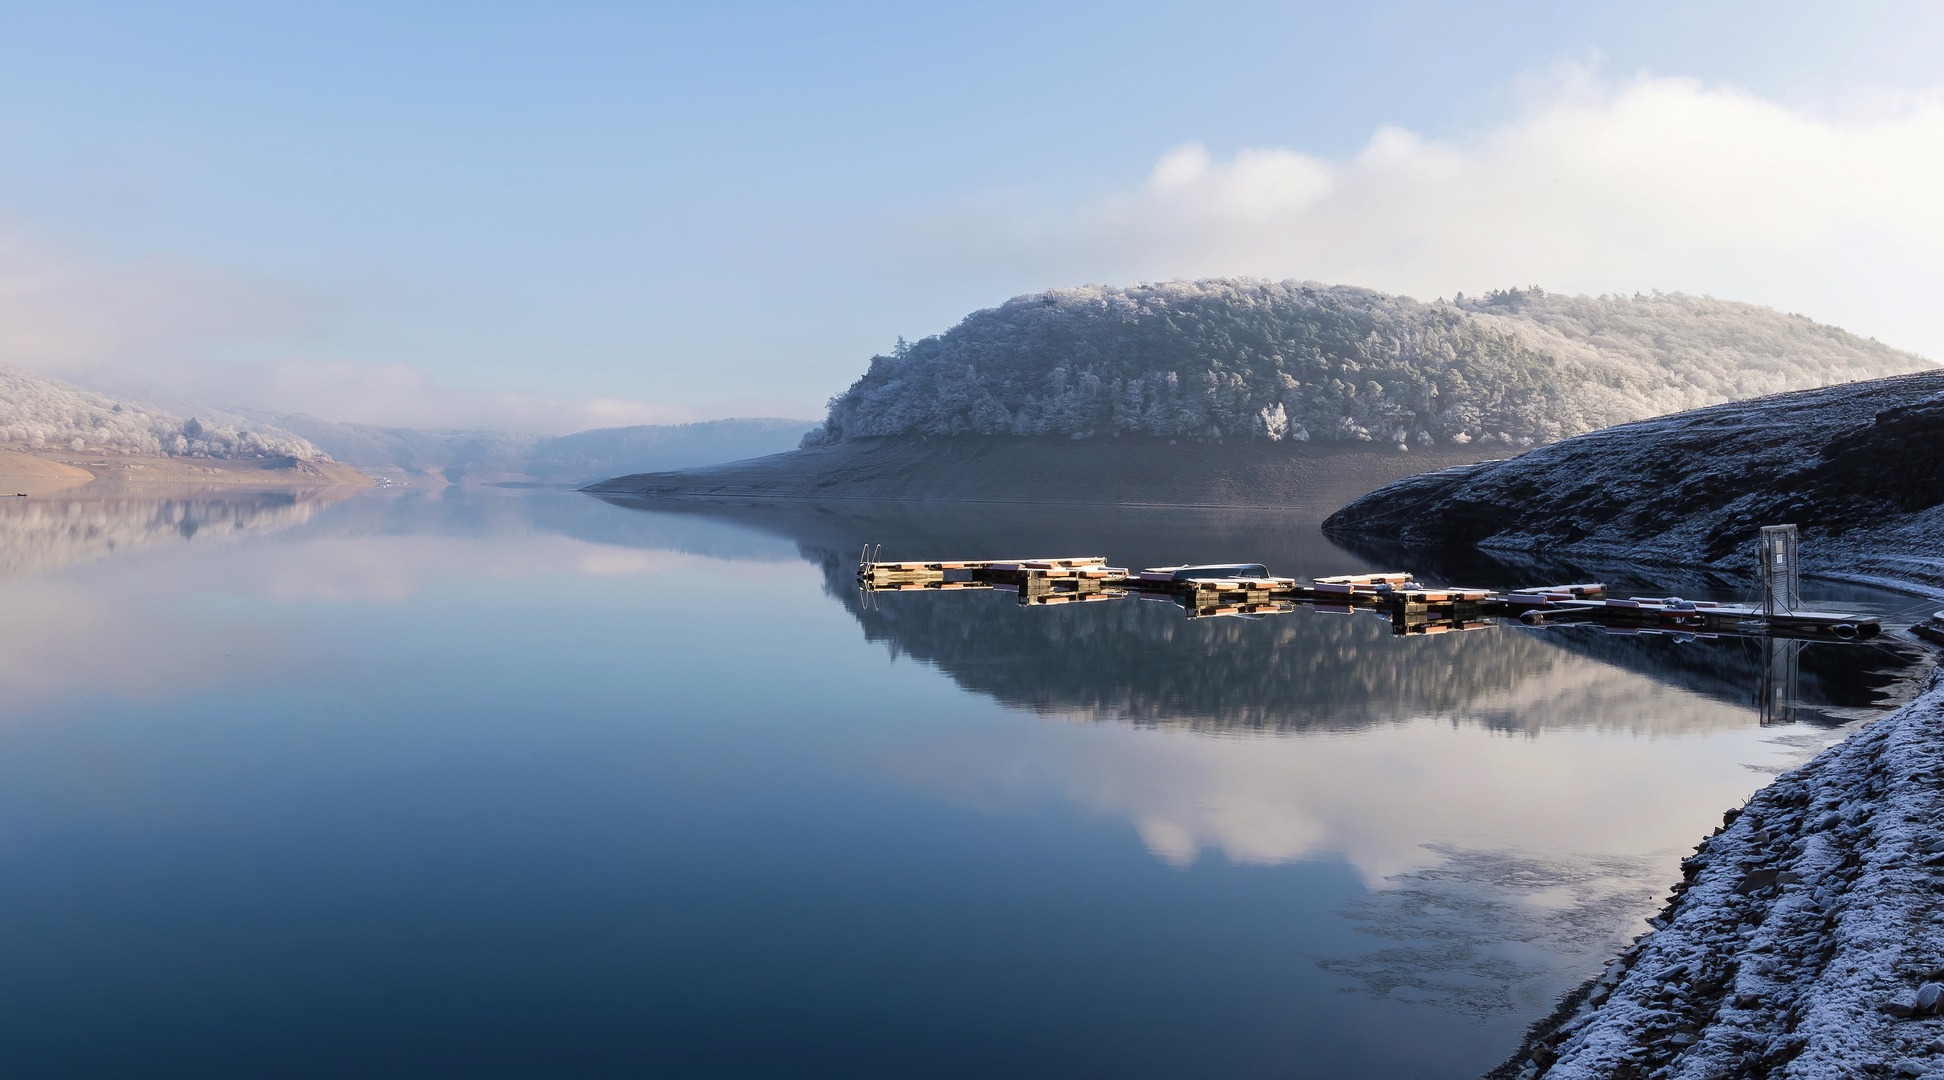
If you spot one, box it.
[585,496,1925,735]
[1762,638,1802,725]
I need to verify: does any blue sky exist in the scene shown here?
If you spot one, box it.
[1,2,1939,431]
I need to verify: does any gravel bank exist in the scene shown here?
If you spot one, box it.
[1495,669,1944,1080]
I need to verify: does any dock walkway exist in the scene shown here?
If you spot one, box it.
[857,552,1882,640]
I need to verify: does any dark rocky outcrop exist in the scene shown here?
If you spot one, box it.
[1322,371,1944,595]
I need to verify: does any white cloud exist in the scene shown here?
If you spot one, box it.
[0,507,802,720]
[915,66,1944,358]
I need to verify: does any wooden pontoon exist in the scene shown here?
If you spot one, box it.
[856,551,1881,641]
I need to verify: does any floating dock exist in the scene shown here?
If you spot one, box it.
[856,550,1882,641]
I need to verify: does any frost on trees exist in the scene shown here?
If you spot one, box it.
[805,280,1928,450]
[0,363,326,461]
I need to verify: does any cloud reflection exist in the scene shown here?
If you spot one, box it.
[876,676,1801,1014]
[0,489,799,720]
[886,668,1786,883]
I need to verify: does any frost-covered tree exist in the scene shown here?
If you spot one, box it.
[803,280,1931,450]
[0,363,326,460]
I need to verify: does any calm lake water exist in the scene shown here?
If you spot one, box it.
[0,486,1928,1079]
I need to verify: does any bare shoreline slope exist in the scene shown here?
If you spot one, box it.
[0,446,373,491]
[585,436,1516,509]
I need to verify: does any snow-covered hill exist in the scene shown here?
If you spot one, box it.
[0,362,324,460]
[809,281,1929,451]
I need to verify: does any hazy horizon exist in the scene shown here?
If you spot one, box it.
[1,2,1940,435]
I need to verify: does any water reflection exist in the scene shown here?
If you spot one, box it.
[585,500,1917,932]
[1762,637,1803,724]
[588,498,1909,877]
[0,488,805,722]
[591,495,1921,736]
[853,587,1752,736]
[14,489,1911,734]
[0,488,1925,1079]
[1329,526,1930,721]
[0,487,357,583]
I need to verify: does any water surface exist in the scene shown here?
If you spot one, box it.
[0,487,1924,1079]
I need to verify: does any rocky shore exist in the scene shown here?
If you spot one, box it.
[1322,371,1944,596]
[1493,668,1944,1080]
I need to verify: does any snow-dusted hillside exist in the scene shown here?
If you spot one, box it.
[0,363,323,460]
[1456,289,1918,414]
[1322,370,1944,594]
[808,281,1929,451]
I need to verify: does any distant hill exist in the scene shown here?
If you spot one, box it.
[256,412,819,486]
[598,280,1930,503]
[0,362,325,461]
[0,359,815,485]
[806,281,1929,451]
